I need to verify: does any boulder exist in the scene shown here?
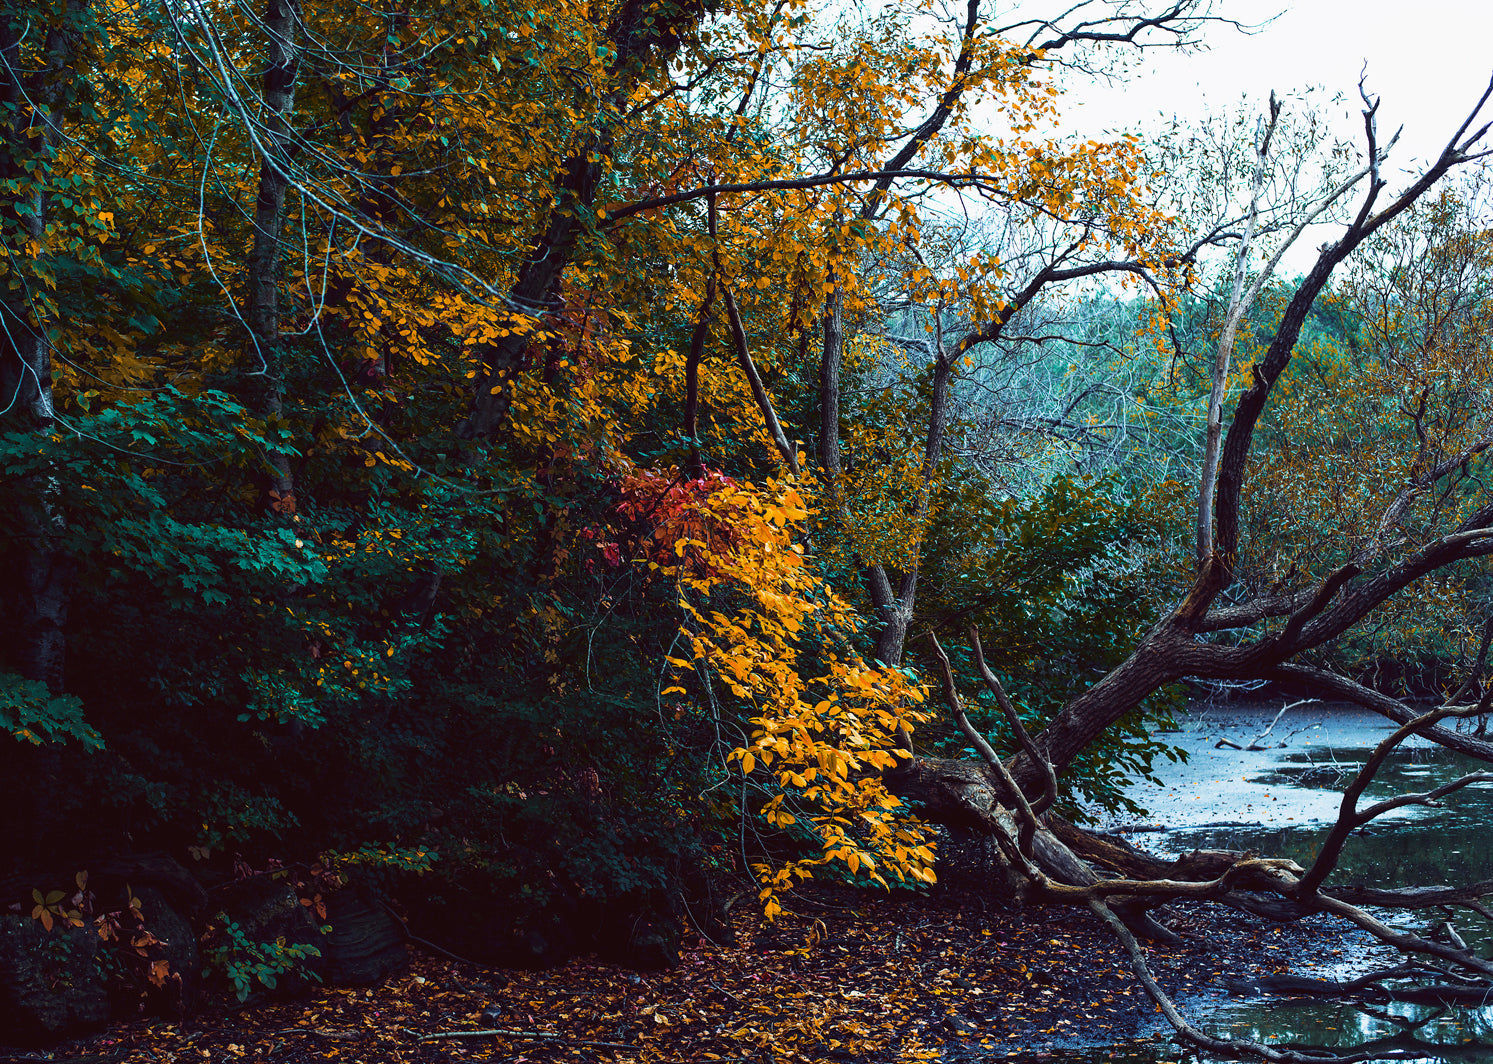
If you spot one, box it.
[409,901,576,968]
[322,889,407,985]
[594,901,681,969]
[0,913,110,1042]
[619,918,680,970]
[133,886,201,1015]
[91,855,208,917]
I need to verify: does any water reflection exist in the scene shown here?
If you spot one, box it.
[1166,745,1493,893]
[1004,1001,1493,1064]
[1011,720,1493,1063]
[1202,995,1493,1062]
[1148,741,1493,1063]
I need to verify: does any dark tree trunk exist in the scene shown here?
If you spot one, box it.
[0,2,87,691]
[460,0,705,440]
[241,0,302,511]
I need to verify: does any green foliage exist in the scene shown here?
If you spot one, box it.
[205,914,324,1003]
[0,673,102,749]
[323,844,437,875]
[0,416,732,954]
[915,473,1188,818]
[411,669,731,947]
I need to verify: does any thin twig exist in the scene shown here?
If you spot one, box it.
[415,1028,638,1048]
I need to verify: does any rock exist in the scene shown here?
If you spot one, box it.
[92,855,208,917]
[518,920,577,967]
[594,901,681,970]
[322,889,407,986]
[134,886,201,1015]
[623,920,680,970]
[212,876,326,996]
[944,1011,979,1036]
[412,898,577,968]
[0,912,110,1042]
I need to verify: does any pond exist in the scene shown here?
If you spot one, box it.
[1042,700,1493,1064]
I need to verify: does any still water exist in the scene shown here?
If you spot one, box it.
[1043,702,1493,1064]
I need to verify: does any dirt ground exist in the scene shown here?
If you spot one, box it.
[9,884,1379,1064]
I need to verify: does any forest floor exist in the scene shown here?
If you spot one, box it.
[8,886,1379,1064]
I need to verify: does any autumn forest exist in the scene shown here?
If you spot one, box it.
[3,0,1493,1057]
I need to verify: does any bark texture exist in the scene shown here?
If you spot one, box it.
[460,0,706,440]
[241,0,302,509]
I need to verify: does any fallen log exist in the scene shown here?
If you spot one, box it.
[1224,974,1493,1007]
[1326,880,1493,910]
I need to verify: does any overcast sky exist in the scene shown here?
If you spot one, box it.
[1057,0,1493,177]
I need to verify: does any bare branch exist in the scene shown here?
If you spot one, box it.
[1267,665,1493,764]
[924,631,1042,858]
[968,627,1057,815]
[722,283,799,476]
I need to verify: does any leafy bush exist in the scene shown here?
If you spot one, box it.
[204,915,324,1002]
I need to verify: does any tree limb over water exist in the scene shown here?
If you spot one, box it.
[885,78,1493,1063]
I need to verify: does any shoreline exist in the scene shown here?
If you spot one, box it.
[1107,699,1453,834]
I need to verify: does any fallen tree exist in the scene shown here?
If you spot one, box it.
[902,628,1493,1060]
[675,59,1493,1064]
[860,79,1493,1062]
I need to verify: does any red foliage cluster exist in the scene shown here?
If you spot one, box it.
[583,467,742,575]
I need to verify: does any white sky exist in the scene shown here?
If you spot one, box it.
[1058,0,1493,175]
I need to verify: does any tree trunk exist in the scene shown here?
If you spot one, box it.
[460,0,705,440]
[818,285,844,479]
[0,2,87,691]
[241,0,302,511]
[886,754,1181,940]
[0,307,68,690]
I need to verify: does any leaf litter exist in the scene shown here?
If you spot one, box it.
[20,888,1376,1064]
